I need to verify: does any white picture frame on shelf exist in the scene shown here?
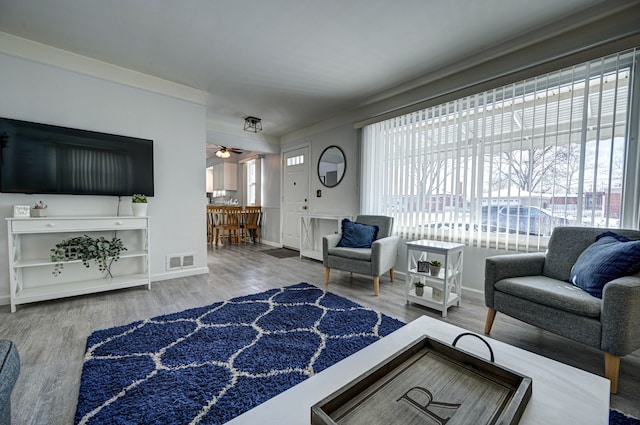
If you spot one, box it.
[13,205,31,218]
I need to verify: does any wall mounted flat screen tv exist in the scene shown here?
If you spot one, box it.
[0,117,154,196]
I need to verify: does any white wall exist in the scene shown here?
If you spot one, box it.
[283,123,359,218]
[0,35,209,305]
[277,124,359,251]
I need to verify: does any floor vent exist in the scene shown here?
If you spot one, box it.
[166,252,196,271]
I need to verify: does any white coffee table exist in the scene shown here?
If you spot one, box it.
[227,316,609,424]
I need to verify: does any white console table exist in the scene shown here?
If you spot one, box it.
[300,215,351,261]
[6,216,150,313]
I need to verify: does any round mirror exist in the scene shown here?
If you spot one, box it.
[318,146,346,187]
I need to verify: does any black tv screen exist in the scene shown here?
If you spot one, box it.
[0,117,154,196]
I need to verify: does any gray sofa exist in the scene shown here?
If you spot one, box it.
[323,215,399,296]
[0,340,20,425]
[484,226,640,393]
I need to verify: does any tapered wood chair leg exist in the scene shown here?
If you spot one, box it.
[605,352,620,394]
[389,268,395,282]
[373,276,380,296]
[484,308,497,334]
[325,267,330,285]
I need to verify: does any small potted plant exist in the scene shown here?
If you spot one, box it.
[131,194,148,217]
[429,260,442,277]
[31,200,48,217]
[414,281,425,297]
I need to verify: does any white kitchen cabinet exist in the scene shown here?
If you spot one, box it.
[206,167,214,192]
[212,163,237,191]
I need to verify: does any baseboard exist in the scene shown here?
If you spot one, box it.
[462,286,484,302]
[151,267,209,282]
[0,294,8,307]
[259,240,282,248]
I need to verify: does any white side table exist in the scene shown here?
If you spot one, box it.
[405,239,464,317]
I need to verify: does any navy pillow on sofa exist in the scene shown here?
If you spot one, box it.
[337,219,379,248]
[570,231,640,298]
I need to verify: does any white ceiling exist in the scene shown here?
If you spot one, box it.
[0,0,608,137]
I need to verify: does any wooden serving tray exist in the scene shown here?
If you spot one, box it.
[311,334,532,425]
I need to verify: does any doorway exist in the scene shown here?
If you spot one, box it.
[282,146,309,249]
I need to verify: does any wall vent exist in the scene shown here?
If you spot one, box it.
[166,252,196,271]
[182,254,195,267]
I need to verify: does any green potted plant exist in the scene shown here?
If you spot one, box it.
[31,200,48,217]
[414,281,425,297]
[429,260,442,277]
[50,235,127,277]
[131,194,148,217]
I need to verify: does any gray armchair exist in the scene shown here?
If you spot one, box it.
[484,226,640,393]
[323,215,399,296]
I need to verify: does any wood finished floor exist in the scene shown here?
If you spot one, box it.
[1,242,638,424]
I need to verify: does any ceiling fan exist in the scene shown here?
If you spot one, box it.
[213,145,243,158]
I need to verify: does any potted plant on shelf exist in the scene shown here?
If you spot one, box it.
[414,281,425,297]
[429,260,442,277]
[31,200,48,217]
[50,235,127,277]
[131,194,148,217]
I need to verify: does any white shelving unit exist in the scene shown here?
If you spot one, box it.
[405,239,464,317]
[6,216,150,313]
[300,215,352,261]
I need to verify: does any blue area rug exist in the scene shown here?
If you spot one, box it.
[611,410,640,425]
[74,283,405,424]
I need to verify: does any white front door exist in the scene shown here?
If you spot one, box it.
[282,147,309,249]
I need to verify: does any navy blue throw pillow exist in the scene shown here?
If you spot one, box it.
[570,231,640,298]
[337,219,379,248]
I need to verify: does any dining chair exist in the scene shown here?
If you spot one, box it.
[209,206,235,245]
[224,206,243,244]
[206,205,217,245]
[244,206,262,243]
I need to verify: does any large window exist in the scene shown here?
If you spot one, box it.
[362,49,640,251]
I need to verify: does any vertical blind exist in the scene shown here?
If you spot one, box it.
[361,48,638,251]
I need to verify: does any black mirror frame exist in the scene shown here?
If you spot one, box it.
[318,145,346,188]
